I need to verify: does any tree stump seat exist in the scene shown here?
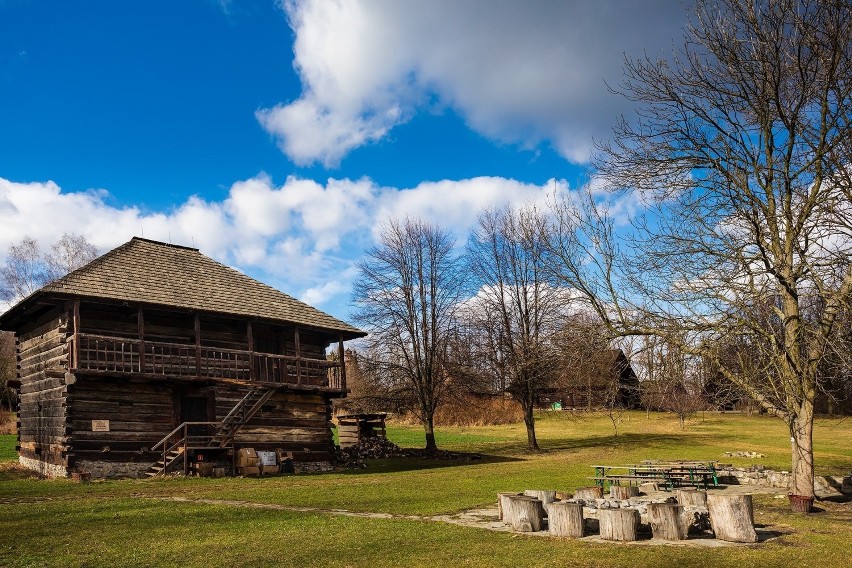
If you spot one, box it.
[707,494,757,543]
[502,495,546,532]
[548,501,585,537]
[599,508,640,541]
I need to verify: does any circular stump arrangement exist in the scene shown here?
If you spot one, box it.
[647,503,687,540]
[707,494,758,543]
[524,490,558,514]
[502,495,546,532]
[598,508,640,541]
[548,501,585,538]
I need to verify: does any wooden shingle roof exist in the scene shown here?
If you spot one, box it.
[5,237,364,338]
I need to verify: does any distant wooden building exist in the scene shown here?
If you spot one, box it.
[547,349,640,410]
[0,238,365,478]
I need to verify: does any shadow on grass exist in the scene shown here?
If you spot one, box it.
[450,432,716,456]
[342,453,523,475]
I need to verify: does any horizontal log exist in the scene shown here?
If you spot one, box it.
[71,431,174,442]
[19,386,68,404]
[17,407,68,419]
[70,418,173,431]
[18,434,70,445]
[234,432,330,444]
[19,354,68,375]
[20,376,69,395]
[17,332,68,359]
[70,400,173,413]
[19,317,68,343]
[18,343,69,368]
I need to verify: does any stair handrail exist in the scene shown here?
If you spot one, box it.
[150,421,221,477]
[213,388,277,448]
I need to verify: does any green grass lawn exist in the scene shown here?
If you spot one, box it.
[1,411,850,567]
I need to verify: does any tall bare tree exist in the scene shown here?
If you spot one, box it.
[1,233,99,303]
[546,0,852,502]
[466,206,563,450]
[352,218,465,452]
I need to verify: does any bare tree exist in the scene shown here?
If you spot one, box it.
[546,0,852,502]
[0,237,46,302]
[45,233,99,282]
[352,218,465,452]
[1,233,99,303]
[466,206,563,450]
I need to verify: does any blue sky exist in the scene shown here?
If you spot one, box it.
[0,0,689,320]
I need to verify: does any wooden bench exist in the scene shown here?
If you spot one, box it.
[592,462,719,491]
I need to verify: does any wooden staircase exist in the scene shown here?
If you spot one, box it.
[144,386,277,478]
[144,447,185,478]
[210,386,277,448]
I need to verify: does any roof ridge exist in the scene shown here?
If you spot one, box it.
[131,236,199,251]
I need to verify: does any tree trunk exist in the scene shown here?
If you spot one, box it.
[706,494,757,543]
[598,508,639,541]
[523,401,539,450]
[647,503,687,540]
[502,495,545,532]
[548,501,584,537]
[423,414,437,453]
[790,402,815,499]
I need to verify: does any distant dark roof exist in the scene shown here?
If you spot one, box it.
[0,237,365,338]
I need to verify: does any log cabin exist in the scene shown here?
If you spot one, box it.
[545,349,640,410]
[0,237,365,478]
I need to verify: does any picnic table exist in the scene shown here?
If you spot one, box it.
[591,461,719,491]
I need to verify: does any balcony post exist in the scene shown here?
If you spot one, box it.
[247,321,255,382]
[338,335,346,391]
[71,299,80,370]
[137,306,145,373]
[194,314,201,378]
[294,327,301,384]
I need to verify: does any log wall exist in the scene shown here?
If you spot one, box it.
[15,307,71,476]
[216,386,334,462]
[68,377,177,463]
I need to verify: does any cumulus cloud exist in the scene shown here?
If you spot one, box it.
[0,175,564,312]
[259,0,688,166]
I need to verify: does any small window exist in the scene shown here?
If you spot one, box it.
[261,404,276,413]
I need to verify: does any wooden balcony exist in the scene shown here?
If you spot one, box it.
[68,333,346,392]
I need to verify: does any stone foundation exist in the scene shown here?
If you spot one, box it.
[293,461,334,474]
[19,456,69,478]
[718,466,852,498]
[73,460,152,479]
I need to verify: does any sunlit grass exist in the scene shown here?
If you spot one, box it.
[0,411,849,567]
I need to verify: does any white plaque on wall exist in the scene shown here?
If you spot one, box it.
[91,420,110,432]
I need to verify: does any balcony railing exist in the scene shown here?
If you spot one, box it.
[69,333,345,390]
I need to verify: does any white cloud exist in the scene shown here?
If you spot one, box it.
[0,174,565,314]
[259,0,687,166]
